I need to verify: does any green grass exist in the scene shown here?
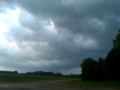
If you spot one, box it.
[0,74,68,83]
[66,79,120,89]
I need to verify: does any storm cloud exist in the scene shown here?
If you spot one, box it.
[0,0,120,74]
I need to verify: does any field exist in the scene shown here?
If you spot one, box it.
[0,74,67,83]
[66,79,120,90]
[0,75,120,90]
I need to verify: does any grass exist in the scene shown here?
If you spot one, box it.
[66,79,120,89]
[0,74,68,83]
[1,74,119,89]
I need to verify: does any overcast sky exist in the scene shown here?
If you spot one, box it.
[0,0,120,74]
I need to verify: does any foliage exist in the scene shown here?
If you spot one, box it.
[80,57,105,81]
[105,30,120,81]
[80,58,96,81]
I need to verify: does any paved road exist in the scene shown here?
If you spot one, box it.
[0,80,117,90]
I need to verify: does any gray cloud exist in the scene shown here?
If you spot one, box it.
[0,0,120,74]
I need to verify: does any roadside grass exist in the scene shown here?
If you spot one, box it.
[0,74,68,83]
[66,79,120,89]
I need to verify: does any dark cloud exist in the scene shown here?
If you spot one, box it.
[0,0,120,74]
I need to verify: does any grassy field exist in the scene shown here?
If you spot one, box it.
[66,79,120,89]
[0,74,68,83]
[1,74,120,89]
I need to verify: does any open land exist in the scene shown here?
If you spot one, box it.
[0,75,119,90]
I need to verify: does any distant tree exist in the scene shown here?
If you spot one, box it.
[55,73,63,77]
[0,71,18,75]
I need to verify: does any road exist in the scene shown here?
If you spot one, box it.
[0,80,117,90]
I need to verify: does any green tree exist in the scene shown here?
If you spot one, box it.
[80,58,96,81]
[94,57,105,81]
[113,29,120,49]
[105,30,120,81]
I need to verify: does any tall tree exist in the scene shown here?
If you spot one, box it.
[94,57,105,81]
[113,29,120,49]
[80,58,96,81]
[105,30,120,81]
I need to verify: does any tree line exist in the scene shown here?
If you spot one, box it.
[0,71,18,74]
[20,71,63,77]
[0,70,80,78]
[20,71,80,78]
[80,30,120,81]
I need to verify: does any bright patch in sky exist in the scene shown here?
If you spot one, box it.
[0,22,8,34]
[0,7,21,29]
[44,20,58,34]
[0,7,21,52]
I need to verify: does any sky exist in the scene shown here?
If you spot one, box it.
[0,0,120,75]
